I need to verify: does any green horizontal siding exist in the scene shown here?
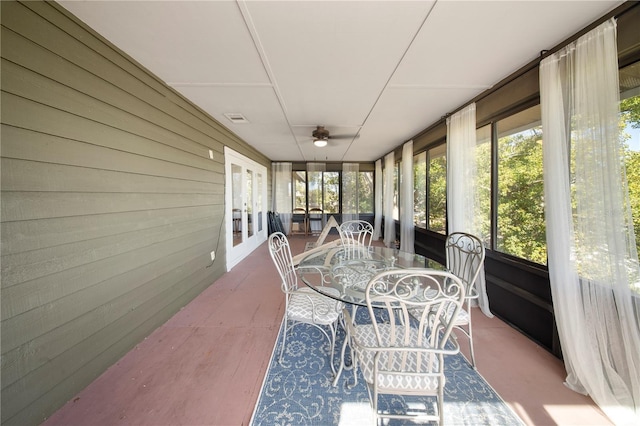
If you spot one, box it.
[0,1,270,425]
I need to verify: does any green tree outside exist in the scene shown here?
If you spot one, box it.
[621,95,640,256]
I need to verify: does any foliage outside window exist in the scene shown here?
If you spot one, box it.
[496,105,547,264]
[341,169,373,216]
[292,169,373,216]
[323,172,340,214]
[414,152,427,228]
[358,171,374,214]
[293,171,306,210]
[428,144,447,234]
[308,171,322,210]
[620,61,640,260]
[342,169,357,217]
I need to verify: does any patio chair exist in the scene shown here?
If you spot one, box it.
[289,207,308,236]
[444,232,485,368]
[344,269,465,425]
[268,232,342,374]
[307,207,324,235]
[338,220,374,248]
[338,219,375,261]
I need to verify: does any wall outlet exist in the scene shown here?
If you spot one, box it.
[210,251,215,261]
[208,149,214,160]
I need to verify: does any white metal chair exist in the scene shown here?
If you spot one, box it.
[445,232,485,368]
[344,269,465,425]
[268,232,342,374]
[338,220,374,256]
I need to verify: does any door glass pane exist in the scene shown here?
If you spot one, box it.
[246,169,254,238]
[232,164,242,247]
[428,144,447,234]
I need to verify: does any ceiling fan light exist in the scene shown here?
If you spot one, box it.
[313,138,327,147]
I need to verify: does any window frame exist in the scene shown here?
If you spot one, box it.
[290,167,375,217]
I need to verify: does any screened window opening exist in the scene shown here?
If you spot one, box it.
[414,152,427,228]
[428,144,447,234]
[290,169,374,217]
[496,105,547,264]
[293,171,306,211]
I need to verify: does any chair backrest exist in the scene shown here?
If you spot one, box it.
[307,208,324,233]
[339,220,374,248]
[268,232,297,294]
[364,268,465,360]
[445,232,485,300]
[308,207,323,219]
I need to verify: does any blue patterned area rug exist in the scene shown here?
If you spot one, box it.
[250,311,524,426]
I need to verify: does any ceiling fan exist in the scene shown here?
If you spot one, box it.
[311,125,356,147]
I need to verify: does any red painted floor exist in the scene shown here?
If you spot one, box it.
[42,235,611,426]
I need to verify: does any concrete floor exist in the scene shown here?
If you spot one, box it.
[42,235,612,426]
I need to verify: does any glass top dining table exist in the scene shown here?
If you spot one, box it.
[297,245,445,308]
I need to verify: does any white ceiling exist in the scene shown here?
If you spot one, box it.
[58,0,623,162]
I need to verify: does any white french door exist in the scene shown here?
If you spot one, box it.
[225,147,267,270]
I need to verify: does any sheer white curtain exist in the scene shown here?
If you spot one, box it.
[400,141,414,253]
[272,162,292,234]
[307,162,326,172]
[540,18,640,424]
[446,103,492,317]
[307,162,326,233]
[373,159,383,240]
[342,163,359,222]
[383,152,396,248]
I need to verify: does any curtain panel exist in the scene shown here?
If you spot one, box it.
[342,163,359,222]
[446,103,492,317]
[400,141,414,253]
[540,18,640,425]
[272,162,292,234]
[373,159,383,240]
[383,152,396,248]
[307,162,327,234]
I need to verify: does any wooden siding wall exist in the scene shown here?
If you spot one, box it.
[0,2,271,425]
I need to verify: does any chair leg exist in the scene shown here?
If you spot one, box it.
[279,316,289,365]
[437,380,445,425]
[372,386,379,425]
[466,299,476,368]
[468,319,476,369]
[328,323,337,376]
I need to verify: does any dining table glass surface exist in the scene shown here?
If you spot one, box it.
[297,245,445,307]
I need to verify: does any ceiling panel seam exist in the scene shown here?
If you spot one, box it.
[341,0,438,162]
[236,0,304,160]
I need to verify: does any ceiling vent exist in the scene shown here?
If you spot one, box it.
[224,113,249,124]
